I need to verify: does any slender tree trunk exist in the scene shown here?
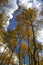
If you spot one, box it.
[27,24,30,65]
[27,24,33,65]
[38,52,39,65]
[19,39,22,65]
[36,49,39,65]
[23,51,25,65]
[19,46,22,65]
[31,20,37,65]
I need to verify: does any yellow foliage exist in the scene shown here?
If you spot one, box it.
[16,8,37,24]
[20,42,28,51]
[0,0,8,5]
[15,24,23,34]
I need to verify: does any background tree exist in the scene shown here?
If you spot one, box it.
[0,1,43,65]
[16,8,43,65]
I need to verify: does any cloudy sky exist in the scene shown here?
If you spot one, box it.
[0,1,43,64]
[0,0,43,45]
[6,0,43,45]
[7,0,43,30]
[0,0,43,44]
[0,0,43,55]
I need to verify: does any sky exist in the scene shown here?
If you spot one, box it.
[7,0,43,30]
[0,0,43,57]
[7,0,43,57]
[0,0,43,30]
[7,0,43,45]
[0,1,43,64]
[0,0,43,49]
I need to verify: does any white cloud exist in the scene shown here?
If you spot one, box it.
[0,46,4,53]
[14,56,19,65]
[39,51,43,57]
[0,43,6,53]
[0,0,18,31]
[12,53,19,65]
[36,28,43,45]
[0,0,43,31]
[18,0,41,9]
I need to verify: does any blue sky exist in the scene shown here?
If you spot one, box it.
[0,0,43,64]
[7,0,43,30]
[8,7,23,30]
[0,0,43,57]
[7,0,43,46]
[7,0,43,58]
[0,0,43,31]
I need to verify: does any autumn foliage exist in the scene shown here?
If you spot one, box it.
[0,2,43,65]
